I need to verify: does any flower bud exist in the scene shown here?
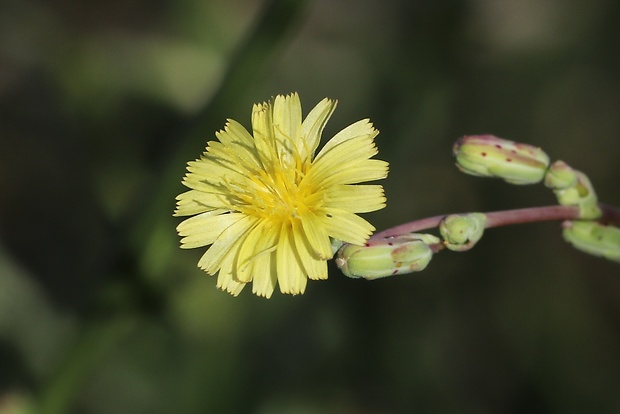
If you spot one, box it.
[562,220,620,263]
[544,160,577,190]
[453,135,550,185]
[336,234,440,280]
[439,213,487,251]
[553,171,600,220]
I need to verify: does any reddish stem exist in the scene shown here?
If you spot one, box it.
[369,203,620,243]
[484,205,580,228]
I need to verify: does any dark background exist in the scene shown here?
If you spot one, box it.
[1,0,619,413]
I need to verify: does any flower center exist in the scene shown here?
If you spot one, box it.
[230,164,315,223]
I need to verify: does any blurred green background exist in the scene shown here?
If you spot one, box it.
[1,0,620,413]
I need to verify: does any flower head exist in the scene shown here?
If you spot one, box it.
[175,93,388,297]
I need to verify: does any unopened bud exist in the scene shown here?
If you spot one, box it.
[553,171,600,220]
[562,220,620,263]
[439,213,487,251]
[453,135,550,185]
[544,160,577,190]
[336,234,440,280]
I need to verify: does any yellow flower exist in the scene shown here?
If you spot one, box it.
[175,93,388,298]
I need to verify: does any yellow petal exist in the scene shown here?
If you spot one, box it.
[309,133,386,186]
[324,185,386,213]
[292,223,328,280]
[177,211,241,249]
[216,255,246,296]
[234,219,269,283]
[208,136,262,174]
[174,190,228,217]
[318,159,389,187]
[276,226,307,295]
[252,101,277,167]
[306,258,328,281]
[272,93,302,166]
[316,119,378,157]
[314,135,377,167]
[218,119,254,147]
[300,97,337,162]
[197,215,256,274]
[188,146,253,185]
[251,223,279,298]
[322,209,376,245]
[300,213,332,259]
[251,272,276,298]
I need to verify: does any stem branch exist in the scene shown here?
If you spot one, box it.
[370,203,620,242]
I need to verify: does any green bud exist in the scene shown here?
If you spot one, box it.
[453,135,550,185]
[553,171,600,220]
[336,234,440,280]
[562,220,620,263]
[544,160,577,190]
[439,213,487,251]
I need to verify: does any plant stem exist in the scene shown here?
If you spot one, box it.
[370,203,620,242]
[484,205,580,228]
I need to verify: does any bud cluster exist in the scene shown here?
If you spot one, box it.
[335,134,618,281]
[453,135,619,263]
[336,213,490,280]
